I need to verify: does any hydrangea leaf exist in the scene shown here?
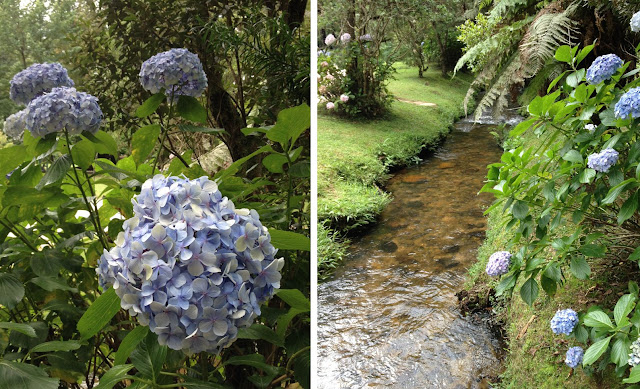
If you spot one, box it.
[83,131,118,157]
[554,45,572,63]
[614,294,636,326]
[624,364,640,384]
[0,273,25,309]
[30,277,78,292]
[77,287,121,340]
[520,276,539,306]
[293,347,310,389]
[0,146,29,177]
[269,230,310,251]
[131,124,161,167]
[569,256,591,280]
[136,93,165,118]
[584,310,614,329]
[29,340,81,353]
[0,360,59,389]
[262,153,288,174]
[222,354,282,377]
[289,161,310,178]
[611,337,631,366]
[237,323,284,347]
[583,335,612,366]
[36,154,71,189]
[70,139,96,171]
[177,96,207,124]
[93,364,135,389]
[266,104,310,147]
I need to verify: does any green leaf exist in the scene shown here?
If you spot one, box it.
[520,277,539,306]
[289,161,310,178]
[584,310,614,329]
[30,340,81,353]
[625,364,640,384]
[540,275,557,296]
[269,229,310,251]
[579,168,596,184]
[136,93,165,118]
[36,155,71,190]
[0,360,59,389]
[276,289,310,311]
[114,326,149,366]
[555,45,572,63]
[3,186,67,208]
[562,150,583,164]
[619,192,639,225]
[579,244,605,258]
[177,95,207,123]
[30,277,77,292]
[0,146,28,178]
[603,179,637,205]
[614,294,636,326]
[512,200,529,220]
[71,139,96,171]
[214,145,272,182]
[223,354,282,377]
[611,337,631,366]
[275,308,306,339]
[177,124,224,134]
[130,332,167,379]
[93,364,135,389]
[262,153,288,174]
[293,348,310,389]
[30,251,62,277]
[570,257,591,280]
[0,322,36,337]
[77,287,122,340]
[0,273,25,309]
[131,124,161,167]
[266,104,310,146]
[83,131,118,157]
[583,336,613,365]
[237,323,284,347]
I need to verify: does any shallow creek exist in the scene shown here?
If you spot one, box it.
[317,119,506,388]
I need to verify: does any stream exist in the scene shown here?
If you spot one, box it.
[317,118,507,388]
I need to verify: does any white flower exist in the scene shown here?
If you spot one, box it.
[326,102,335,110]
[324,34,336,46]
[340,94,349,103]
[340,33,351,43]
[585,123,596,133]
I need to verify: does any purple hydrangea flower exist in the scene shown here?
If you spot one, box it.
[324,34,336,46]
[3,109,28,141]
[586,54,623,85]
[139,48,208,100]
[485,251,511,276]
[615,87,640,119]
[587,148,618,173]
[340,33,352,43]
[632,11,640,32]
[550,309,579,335]
[565,346,584,368]
[10,63,74,105]
[97,175,284,354]
[25,87,102,137]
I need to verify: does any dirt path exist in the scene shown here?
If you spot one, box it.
[397,97,437,107]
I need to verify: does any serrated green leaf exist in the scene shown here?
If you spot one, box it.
[619,192,639,225]
[583,336,612,365]
[625,364,640,383]
[555,45,572,63]
[520,277,539,306]
[570,257,591,280]
[36,155,71,190]
[611,337,631,366]
[289,161,310,178]
[223,354,282,377]
[562,150,583,164]
[584,310,614,329]
[266,104,310,146]
[130,332,167,379]
[579,244,605,258]
[30,277,77,292]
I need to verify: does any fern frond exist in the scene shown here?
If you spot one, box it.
[489,0,529,23]
[474,54,522,120]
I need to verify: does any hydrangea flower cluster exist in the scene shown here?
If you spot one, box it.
[340,94,349,103]
[565,346,584,368]
[359,34,372,42]
[485,251,511,276]
[615,87,640,119]
[26,87,103,138]
[586,54,623,85]
[3,109,28,141]
[10,63,74,105]
[585,123,596,133]
[96,175,284,354]
[550,309,579,335]
[139,49,208,100]
[632,11,640,32]
[326,102,335,110]
[587,148,619,173]
[325,34,336,46]
[629,339,640,367]
[340,33,351,43]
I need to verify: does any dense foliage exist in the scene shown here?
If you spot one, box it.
[0,3,310,388]
[480,32,640,384]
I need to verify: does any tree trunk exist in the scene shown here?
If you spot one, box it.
[432,22,447,76]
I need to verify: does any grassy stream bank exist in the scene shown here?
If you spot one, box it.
[317,64,473,276]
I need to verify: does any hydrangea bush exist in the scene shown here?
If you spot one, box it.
[97,175,283,354]
[480,27,640,382]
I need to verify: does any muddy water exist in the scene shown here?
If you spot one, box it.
[317,120,505,388]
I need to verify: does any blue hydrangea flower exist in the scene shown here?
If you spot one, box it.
[25,87,102,138]
[3,109,28,141]
[486,251,511,276]
[565,346,584,368]
[139,48,208,100]
[340,33,351,43]
[96,175,284,354]
[586,54,623,85]
[629,339,640,366]
[615,87,640,119]
[359,34,372,42]
[10,63,74,105]
[550,309,579,335]
[632,11,640,32]
[587,148,619,173]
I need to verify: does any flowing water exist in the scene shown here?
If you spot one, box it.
[318,119,506,388]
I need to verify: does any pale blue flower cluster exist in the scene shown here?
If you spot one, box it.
[550,309,578,335]
[586,54,623,85]
[629,339,640,367]
[139,49,208,99]
[359,34,372,42]
[96,175,284,354]
[340,33,351,43]
[25,87,102,138]
[485,251,511,276]
[615,87,640,119]
[632,11,640,32]
[587,148,619,173]
[10,63,74,105]
[565,346,583,368]
[3,109,28,141]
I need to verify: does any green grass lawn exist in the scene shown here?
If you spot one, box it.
[317,65,473,277]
